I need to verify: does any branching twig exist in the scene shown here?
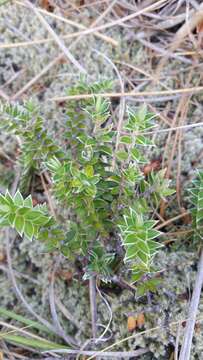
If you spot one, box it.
[49,257,78,347]
[95,283,112,343]
[14,0,118,47]
[5,228,62,337]
[34,0,168,39]
[25,0,87,74]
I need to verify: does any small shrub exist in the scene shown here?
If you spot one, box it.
[0,79,175,285]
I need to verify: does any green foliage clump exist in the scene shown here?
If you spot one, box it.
[0,101,64,191]
[0,79,175,285]
[0,190,50,240]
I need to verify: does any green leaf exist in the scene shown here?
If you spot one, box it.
[0,215,10,227]
[137,239,150,255]
[138,103,147,122]
[161,188,176,197]
[137,250,149,265]
[116,150,128,161]
[124,245,138,262]
[120,135,132,144]
[130,148,142,162]
[26,211,49,226]
[13,191,24,206]
[136,135,154,146]
[0,194,10,213]
[148,240,163,255]
[131,270,145,282]
[14,215,25,236]
[24,221,34,240]
[17,207,31,216]
[24,195,33,207]
[5,191,14,207]
[124,234,137,245]
[8,213,15,226]
[84,165,94,177]
[99,145,113,156]
[147,229,161,240]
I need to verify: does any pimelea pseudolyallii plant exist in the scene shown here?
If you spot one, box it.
[0,79,175,288]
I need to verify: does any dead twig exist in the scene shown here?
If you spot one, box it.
[156,211,189,230]
[175,321,181,360]
[0,89,10,101]
[11,54,64,100]
[179,249,203,360]
[0,264,40,285]
[89,275,97,340]
[50,85,203,102]
[49,257,77,347]
[55,298,80,330]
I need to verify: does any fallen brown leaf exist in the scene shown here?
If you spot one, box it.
[136,313,145,328]
[127,316,137,332]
